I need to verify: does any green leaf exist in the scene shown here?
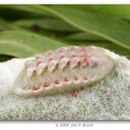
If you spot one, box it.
[35,5,130,50]
[63,32,106,41]
[0,5,53,19]
[0,55,14,62]
[86,5,130,20]
[0,18,22,30]
[0,31,66,57]
[49,5,130,20]
[0,19,9,30]
[13,18,79,32]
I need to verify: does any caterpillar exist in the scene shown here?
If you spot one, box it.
[11,46,114,97]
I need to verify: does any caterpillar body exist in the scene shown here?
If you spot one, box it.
[12,46,114,97]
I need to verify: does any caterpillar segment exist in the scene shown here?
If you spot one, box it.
[11,46,114,97]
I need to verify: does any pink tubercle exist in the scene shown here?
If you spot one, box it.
[37,61,43,66]
[33,86,40,91]
[37,62,48,70]
[60,56,70,65]
[58,49,64,53]
[74,76,78,81]
[83,77,88,80]
[43,82,50,88]
[25,67,36,73]
[46,50,55,56]
[60,56,65,59]
[72,55,78,59]
[79,48,86,52]
[49,58,54,62]
[54,79,60,85]
[81,55,88,64]
[64,77,69,82]
[35,55,45,60]
[35,55,41,60]
[69,47,76,52]
[71,55,79,62]
[60,56,70,62]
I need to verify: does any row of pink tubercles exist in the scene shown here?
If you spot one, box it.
[22,75,88,91]
[23,47,97,92]
[25,54,88,77]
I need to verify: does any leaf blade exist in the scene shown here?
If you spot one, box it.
[13,18,79,32]
[86,5,130,20]
[0,31,66,57]
[63,32,106,41]
[37,5,130,50]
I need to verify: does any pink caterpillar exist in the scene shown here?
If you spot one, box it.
[12,46,114,97]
